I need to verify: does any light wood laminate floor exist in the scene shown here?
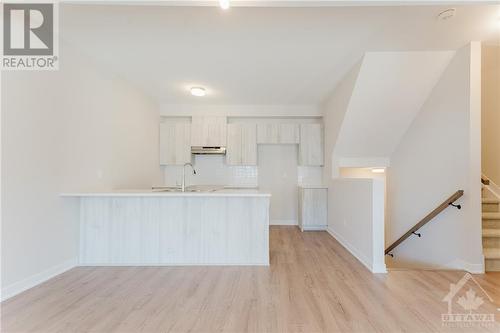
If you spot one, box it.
[2,226,500,333]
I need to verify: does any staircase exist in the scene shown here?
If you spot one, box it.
[482,197,500,271]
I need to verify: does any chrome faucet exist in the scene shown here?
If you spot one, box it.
[182,163,196,192]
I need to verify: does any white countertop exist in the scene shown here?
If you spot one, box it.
[298,185,328,189]
[60,188,271,198]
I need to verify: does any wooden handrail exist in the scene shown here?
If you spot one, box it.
[385,190,464,255]
[481,176,490,186]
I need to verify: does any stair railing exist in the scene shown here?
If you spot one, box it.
[385,190,464,257]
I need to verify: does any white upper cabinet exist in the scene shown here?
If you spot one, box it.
[191,116,227,147]
[226,123,257,166]
[299,124,324,166]
[159,122,191,165]
[257,123,299,144]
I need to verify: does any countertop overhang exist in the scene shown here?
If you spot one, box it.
[60,189,271,198]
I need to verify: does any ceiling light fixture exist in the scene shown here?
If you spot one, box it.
[219,0,230,10]
[190,87,206,97]
[371,168,385,174]
[437,8,456,21]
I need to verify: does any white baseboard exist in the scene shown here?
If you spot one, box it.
[1,258,77,302]
[326,227,372,271]
[462,261,485,274]
[388,257,485,274]
[270,219,297,226]
[449,256,485,274]
[326,227,387,273]
[301,225,327,231]
[79,262,270,266]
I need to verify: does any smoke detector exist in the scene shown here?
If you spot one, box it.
[437,8,456,21]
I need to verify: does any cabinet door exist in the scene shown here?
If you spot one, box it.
[190,116,206,147]
[257,123,299,144]
[299,124,324,166]
[160,122,191,165]
[278,124,299,144]
[227,123,257,165]
[300,188,328,230]
[226,124,242,165]
[206,116,227,146]
[191,116,227,147]
[240,124,257,165]
[257,123,279,144]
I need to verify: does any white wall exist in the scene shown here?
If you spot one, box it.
[258,145,298,225]
[482,45,500,185]
[333,51,454,159]
[326,178,386,273]
[322,61,361,180]
[1,42,162,300]
[322,61,388,273]
[386,43,483,272]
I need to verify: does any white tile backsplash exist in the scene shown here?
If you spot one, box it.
[163,155,258,187]
[163,152,323,188]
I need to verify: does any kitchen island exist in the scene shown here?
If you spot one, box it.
[61,189,270,266]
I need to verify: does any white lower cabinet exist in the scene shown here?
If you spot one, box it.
[298,186,328,231]
[227,123,257,165]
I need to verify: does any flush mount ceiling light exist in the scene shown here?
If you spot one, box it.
[437,8,456,21]
[190,87,206,97]
[219,0,230,10]
[371,168,385,174]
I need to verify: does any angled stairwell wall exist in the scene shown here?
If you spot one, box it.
[386,42,483,272]
[322,46,481,272]
[325,50,455,176]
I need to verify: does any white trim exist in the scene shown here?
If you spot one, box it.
[462,261,485,274]
[451,256,485,274]
[484,177,500,200]
[301,225,327,231]
[78,262,269,266]
[387,259,484,273]
[327,227,384,273]
[270,219,297,226]
[61,1,500,8]
[337,157,391,168]
[371,179,387,273]
[0,258,77,302]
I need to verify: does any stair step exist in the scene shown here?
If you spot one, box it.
[483,229,500,238]
[484,248,500,259]
[485,258,500,271]
[482,212,500,220]
[482,198,500,204]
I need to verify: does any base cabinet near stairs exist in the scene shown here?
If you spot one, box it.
[298,186,328,231]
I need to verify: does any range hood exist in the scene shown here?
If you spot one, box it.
[191,146,226,155]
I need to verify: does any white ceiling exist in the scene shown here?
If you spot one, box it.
[60,4,500,105]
